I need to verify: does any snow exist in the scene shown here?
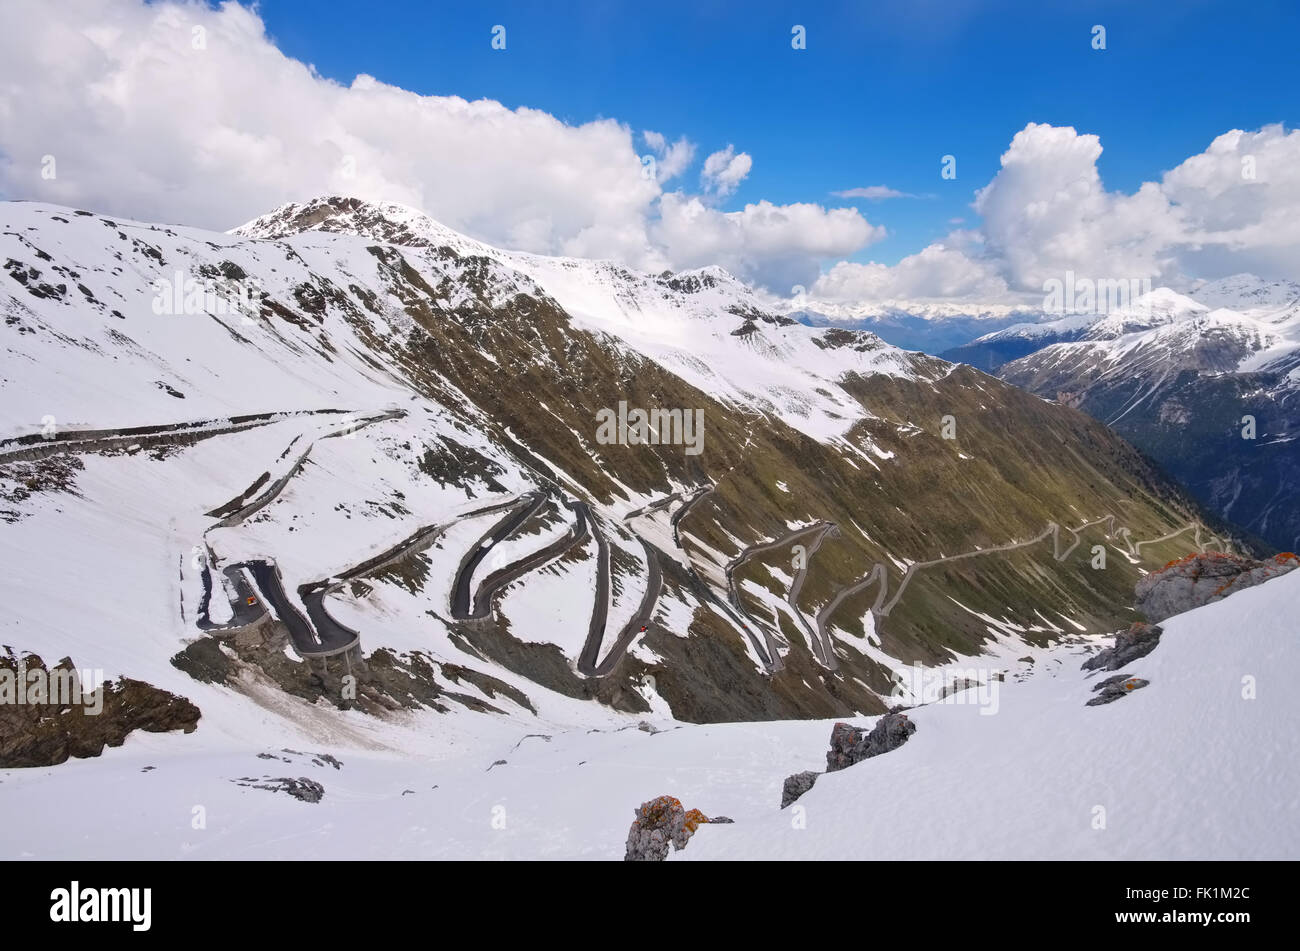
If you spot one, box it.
[3,568,1294,859]
[4,198,1295,861]
[684,569,1300,860]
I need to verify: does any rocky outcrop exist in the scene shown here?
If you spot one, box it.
[826,714,916,772]
[1082,622,1164,672]
[233,776,325,803]
[782,770,818,808]
[0,651,200,768]
[1135,552,1297,623]
[1087,674,1149,706]
[623,796,724,861]
[781,714,917,809]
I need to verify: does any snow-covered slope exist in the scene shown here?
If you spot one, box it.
[3,560,1294,860]
[1,195,1246,824]
[235,197,933,442]
[683,567,1300,861]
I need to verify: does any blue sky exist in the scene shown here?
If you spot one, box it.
[4,0,1297,298]
[253,0,1300,266]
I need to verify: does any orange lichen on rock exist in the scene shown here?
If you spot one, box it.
[625,796,721,861]
[634,794,683,828]
[1161,550,1246,572]
[683,808,709,834]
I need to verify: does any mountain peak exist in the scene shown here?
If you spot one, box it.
[1189,273,1300,317]
[232,196,476,252]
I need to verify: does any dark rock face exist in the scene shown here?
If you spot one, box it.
[233,776,325,803]
[826,714,916,773]
[1135,552,1298,623]
[0,651,200,768]
[781,713,919,808]
[623,796,717,861]
[1083,623,1164,672]
[781,770,819,808]
[1087,674,1150,706]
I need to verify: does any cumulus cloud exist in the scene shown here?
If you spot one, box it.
[654,194,884,292]
[0,0,875,289]
[700,145,753,198]
[1159,124,1300,279]
[812,244,1008,302]
[641,131,695,184]
[814,122,1300,305]
[970,122,1184,292]
[1,1,1294,306]
[0,0,666,266]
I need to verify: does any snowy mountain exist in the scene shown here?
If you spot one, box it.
[790,301,1043,356]
[1,196,1257,845]
[994,277,1300,551]
[941,287,1210,370]
[945,277,1300,371]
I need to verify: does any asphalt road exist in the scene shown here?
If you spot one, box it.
[723,521,836,673]
[579,536,662,677]
[449,491,549,619]
[196,561,268,631]
[243,559,345,655]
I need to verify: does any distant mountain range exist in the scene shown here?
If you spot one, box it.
[939,278,1300,551]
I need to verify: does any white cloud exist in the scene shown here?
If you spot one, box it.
[813,122,1300,305]
[1159,124,1300,279]
[642,131,695,183]
[812,244,1008,302]
[700,145,753,197]
[0,0,874,293]
[970,122,1184,292]
[0,0,665,265]
[1,2,1295,307]
[654,194,884,292]
[832,186,929,200]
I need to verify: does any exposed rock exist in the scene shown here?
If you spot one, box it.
[1082,622,1164,672]
[171,630,535,719]
[826,713,916,773]
[1135,552,1298,623]
[782,770,819,808]
[624,796,723,861]
[0,651,200,768]
[1087,674,1150,706]
[233,776,325,803]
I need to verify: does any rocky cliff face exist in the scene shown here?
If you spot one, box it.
[1134,552,1299,623]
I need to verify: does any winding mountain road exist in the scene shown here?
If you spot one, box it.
[815,515,1227,647]
[449,491,551,619]
[658,483,785,672]
[724,521,838,671]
